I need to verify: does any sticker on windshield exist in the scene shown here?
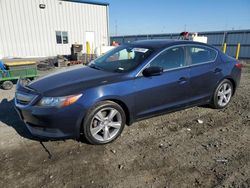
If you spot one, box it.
[132,48,149,53]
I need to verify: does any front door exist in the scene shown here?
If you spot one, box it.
[134,46,190,119]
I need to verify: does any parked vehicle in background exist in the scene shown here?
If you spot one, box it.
[14,40,242,145]
[179,32,208,43]
[0,61,37,90]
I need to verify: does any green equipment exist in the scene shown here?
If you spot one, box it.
[0,61,37,90]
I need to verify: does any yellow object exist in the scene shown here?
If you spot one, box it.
[223,43,227,53]
[91,43,94,55]
[236,43,241,60]
[128,52,131,59]
[4,61,36,67]
[86,42,90,55]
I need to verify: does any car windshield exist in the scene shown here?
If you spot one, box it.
[88,45,154,73]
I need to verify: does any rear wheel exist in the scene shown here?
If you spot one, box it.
[1,81,13,90]
[83,101,126,145]
[211,79,233,109]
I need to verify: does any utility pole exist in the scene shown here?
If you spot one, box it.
[115,20,118,36]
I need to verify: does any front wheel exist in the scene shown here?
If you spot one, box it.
[211,79,233,109]
[82,101,126,145]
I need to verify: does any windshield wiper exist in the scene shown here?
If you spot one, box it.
[89,64,102,70]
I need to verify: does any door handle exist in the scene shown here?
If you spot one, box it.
[214,68,222,74]
[178,77,188,84]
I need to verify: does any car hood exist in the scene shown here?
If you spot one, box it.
[28,66,123,96]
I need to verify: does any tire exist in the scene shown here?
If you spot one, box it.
[22,78,32,85]
[82,101,126,145]
[211,79,233,109]
[1,81,13,90]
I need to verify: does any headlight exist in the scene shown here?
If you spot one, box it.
[38,94,82,108]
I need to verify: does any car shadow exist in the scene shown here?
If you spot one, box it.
[0,98,90,159]
[0,98,87,144]
[0,98,52,142]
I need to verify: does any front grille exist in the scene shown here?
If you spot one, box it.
[15,92,37,106]
[16,99,29,105]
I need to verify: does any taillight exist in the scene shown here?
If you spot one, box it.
[235,63,243,70]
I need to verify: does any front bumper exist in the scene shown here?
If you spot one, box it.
[14,79,85,139]
[15,104,84,139]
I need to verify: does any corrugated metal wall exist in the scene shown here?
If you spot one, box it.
[111,30,250,59]
[0,0,108,58]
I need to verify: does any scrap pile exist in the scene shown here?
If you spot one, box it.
[37,56,71,71]
[36,44,99,71]
[37,58,58,71]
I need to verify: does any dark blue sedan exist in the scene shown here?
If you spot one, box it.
[15,40,242,144]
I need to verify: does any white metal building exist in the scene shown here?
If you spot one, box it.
[0,0,109,58]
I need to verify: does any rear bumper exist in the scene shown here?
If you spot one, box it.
[231,66,242,93]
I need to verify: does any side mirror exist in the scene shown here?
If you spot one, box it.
[142,66,163,77]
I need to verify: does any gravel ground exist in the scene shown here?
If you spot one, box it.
[0,63,250,188]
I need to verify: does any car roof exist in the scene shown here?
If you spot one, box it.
[129,39,216,50]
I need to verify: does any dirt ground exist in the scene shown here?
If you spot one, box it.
[0,63,250,188]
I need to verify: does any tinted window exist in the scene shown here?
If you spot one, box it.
[62,32,68,44]
[187,46,217,65]
[150,47,185,70]
[56,31,68,44]
[56,31,62,44]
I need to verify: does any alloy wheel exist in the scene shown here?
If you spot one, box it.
[217,83,232,107]
[90,107,122,142]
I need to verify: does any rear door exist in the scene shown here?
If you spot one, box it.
[134,46,190,119]
[186,45,219,103]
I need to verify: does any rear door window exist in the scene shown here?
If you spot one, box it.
[187,46,217,65]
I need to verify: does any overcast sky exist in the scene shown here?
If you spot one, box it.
[106,0,250,36]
